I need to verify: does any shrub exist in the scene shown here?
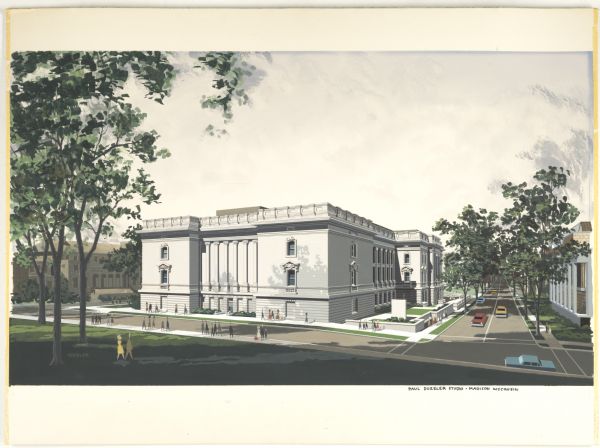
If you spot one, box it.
[386,316,407,323]
[232,311,256,317]
[192,307,216,315]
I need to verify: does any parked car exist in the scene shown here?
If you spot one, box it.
[475,296,486,305]
[471,312,488,327]
[495,306,508,318]
[504,354,556,371]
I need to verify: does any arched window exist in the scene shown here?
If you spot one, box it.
[404,253,410,264]
[351,269,357,286]
[161,244,169,260]
[287,239,296,256]
[351,242,357,258]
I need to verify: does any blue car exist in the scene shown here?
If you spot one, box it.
[475,296,485,304]
[504,354,556,371]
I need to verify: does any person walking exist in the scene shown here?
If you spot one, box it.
[142,318,146,330]
[229,325,234,338]
[218,322,222,336]
[125,334,134,360]
[161,320,165,331]
[152,315,156,329]
[184,305,187,314]
[175,304,178,314]
[166,317,170,331]
[264,326,268,340]
[116,335,125,360]
[149,303,153,313]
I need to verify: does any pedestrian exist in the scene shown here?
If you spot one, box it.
[142,318,146,330]
[116,335,125,360]
[152,316,156,328]
[184,305,187,314]
[229,325,234,338]
[125,333,134,360]
[276,309,280,320]
[99,315,102,325]
[111,316,115,325]
[145,302,148,312]
[161,320,165,331]
[264,327,268,339]
[259,326,264,340]
[218,322,222,335]
[358,320,361,329]
[261,310,264,320]
[305,313,308,323]
[166,317,170,331]
[149,303,153,313]
[175,304,178,314]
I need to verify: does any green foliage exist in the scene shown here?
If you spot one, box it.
[192,308,217,315]
[231,311,256,317]
[104,224,141,286]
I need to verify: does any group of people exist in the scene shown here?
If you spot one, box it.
[201,321,223,336]
[255,325,269,340]
[262,309,281,320]
[91,314,114,325]
[357,320,382,331]
[141,315,170,331]
[199,321,235,338]
[145,302,189,314]
[116,334,134,360]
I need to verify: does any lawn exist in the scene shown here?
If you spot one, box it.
[406,307,433,316]
[429,315,461,335]
[524,297,592,343]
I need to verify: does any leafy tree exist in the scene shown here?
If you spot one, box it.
[11,51,256,363]
[501,166,590,335]
[11,227,50,322]
[104,224,142,291]
[441,252,480,314]
[434,205,500,307]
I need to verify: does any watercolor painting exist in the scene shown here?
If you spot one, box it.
[9,50,593,386]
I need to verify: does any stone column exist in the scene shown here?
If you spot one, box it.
[243,240,250,292]
[216,242,221,291]
[234,241,240,291]
[225,241,230,291]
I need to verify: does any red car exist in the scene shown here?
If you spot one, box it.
[471,312,488,327]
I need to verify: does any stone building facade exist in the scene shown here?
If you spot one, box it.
[139,203,444,323]
[549,221,593,327]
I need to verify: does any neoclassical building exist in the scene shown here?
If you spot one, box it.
[139,203,444,323]
[549,221,593,327]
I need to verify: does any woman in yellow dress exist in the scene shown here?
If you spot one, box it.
[116,335,125,360]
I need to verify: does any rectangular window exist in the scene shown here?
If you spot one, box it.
[287,240,296,256]
[576,263,586,289]
[287,270,296,286]
[353,297,358,313]
[404,253,410,264]
[161,270,168,284]
[161,246,168,260]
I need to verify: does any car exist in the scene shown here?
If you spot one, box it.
[487,289,497,295]
[471,312,488,327]
[495,305,508,318]
[504,354,556,371]
[475,296,486,304]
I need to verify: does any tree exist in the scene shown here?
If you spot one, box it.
[501,166,590,335]
[11,227,50,322]
[441,252,480,314]
[434,205,500,307]
[104,224,142,291]
[11,51,256,363]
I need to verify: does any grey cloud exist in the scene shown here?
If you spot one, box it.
[530,84,589,116]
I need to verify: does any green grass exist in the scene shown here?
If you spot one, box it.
[524,297,592,343]
[406,307,433,316]
[429,315,461,335]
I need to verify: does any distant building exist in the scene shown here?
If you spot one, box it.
[12,241,139,301]
[139,203,444,323]
[548,221,592,327]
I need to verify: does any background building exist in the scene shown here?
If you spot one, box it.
[139,203,444,323]
[12,241,139,302]
[549,221,593,327]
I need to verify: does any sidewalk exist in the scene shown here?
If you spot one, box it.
[72,305,440,342]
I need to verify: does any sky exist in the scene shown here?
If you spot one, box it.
[124,51,594,235]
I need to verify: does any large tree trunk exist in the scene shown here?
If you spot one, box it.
[49,231,65,367]
[78,258,87,343]
[37,272,46,324]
